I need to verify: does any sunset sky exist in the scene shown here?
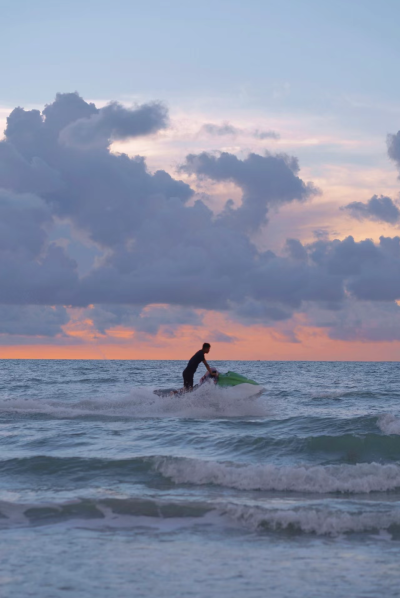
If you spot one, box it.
[1,0,400,360]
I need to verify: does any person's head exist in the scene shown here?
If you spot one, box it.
[202,342,211,354]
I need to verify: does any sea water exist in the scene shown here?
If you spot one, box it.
[0,359,399,597]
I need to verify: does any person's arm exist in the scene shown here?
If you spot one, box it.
[203,358,216,376]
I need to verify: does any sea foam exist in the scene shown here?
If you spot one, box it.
[378,414,400,435]
[220,502,400,536]
[152,456,400,493]
[0,384,268,419]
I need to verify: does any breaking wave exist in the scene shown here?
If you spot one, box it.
[378,414,400,435]
[1,495,400,537]
[153,456,400,493]
[221,503,400,536]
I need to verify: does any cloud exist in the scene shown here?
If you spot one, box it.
[2,91,400,344]
[307,299,400,342]
[308,235,400,301]
[342,195,400,224]
[388,130,400,168]
[0,189,79,305]
[89,304,203,336]
[60,101,168,149]
[253,129,280,140]
[199,123,280,140]
[0,306,68,336]
[200,122,241,136]
[284,238,308,261]
[180,150,318,232]
[209,331,238,343]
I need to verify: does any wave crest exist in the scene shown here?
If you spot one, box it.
[153,456,400,493]
[378,414,400,435]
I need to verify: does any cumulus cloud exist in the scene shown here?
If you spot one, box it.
[60,101,168,149]
[342,195,400,224]
[89,304,203,336]
[388,131,400,167]
[180,151,318,232]
[1,91,400,343]
[0,306,68,337]
[0,189,79,305]
[308,300,400,342]
[284,238,308,261]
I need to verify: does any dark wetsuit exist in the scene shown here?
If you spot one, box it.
[183,350,205,389]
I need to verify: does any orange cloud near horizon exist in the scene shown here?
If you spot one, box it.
[1,314,399,361]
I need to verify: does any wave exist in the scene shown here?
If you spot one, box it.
[0,455,154,479]
[153,456,400,493]
[2,429,400,485]
[211,431,400,461]
[221,503,400,536]
[0,385,268,419]
[378,415,400,435]
[305,432,400,461]
[0,496,212,530]
[0,495,399,537]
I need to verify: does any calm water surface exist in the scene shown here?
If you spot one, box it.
[0,359,399,597]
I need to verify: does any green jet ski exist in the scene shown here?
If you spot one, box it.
[216,371,259,388]
[154,370,262,398]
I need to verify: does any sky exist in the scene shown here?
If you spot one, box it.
[1,0,400,360]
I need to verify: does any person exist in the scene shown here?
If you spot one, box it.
[182,343,215,390]
[199,367,219,386]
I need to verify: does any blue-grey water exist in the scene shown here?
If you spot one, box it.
[0,359,400,597]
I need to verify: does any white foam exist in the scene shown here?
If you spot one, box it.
[1,496,399,537]
[153,457,400,493]
[3,496,399,537]
[0,385,268,419]
[220,503,400,536]
[378,414,400,435]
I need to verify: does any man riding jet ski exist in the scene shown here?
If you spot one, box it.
[182,343,216,390]
[153,343,261,397]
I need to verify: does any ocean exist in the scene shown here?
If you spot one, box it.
[0,359,399,597]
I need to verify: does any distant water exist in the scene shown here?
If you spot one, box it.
[0,359,400,597]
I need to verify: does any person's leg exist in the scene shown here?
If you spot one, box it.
[183,371,194,390]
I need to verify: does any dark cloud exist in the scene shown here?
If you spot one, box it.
[60,101,168,149]
[388,131,400,167]
[1,93,190,249]
[1,91,400,343]
[0,306,68,336]
[0,190,79,305]
[200,122,240,136]
[285,238,308,261]
[233,299,293,323]
[342,195,400,224]
[308,235,400,301]
[253,129,280,140]
[180,151,318,232]
[209,331,238,343]
[89,304,203,336]
[308,300,400,342]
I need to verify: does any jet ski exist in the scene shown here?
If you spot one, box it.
[153,370,262,398]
